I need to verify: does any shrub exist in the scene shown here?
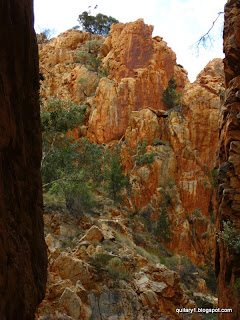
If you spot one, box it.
[193,208,202,218]
[205,169,218,188]
[134,139,158,167]
[154,203,172,242]
[162,76,181,108]
[153,138,168,146]
[91,252,113,269]
[217,220,240,255]
[78,11,119,37]
[202,231,209,239]
[104,144,131,204]
[233,278,240,297]
[106,257,131,281]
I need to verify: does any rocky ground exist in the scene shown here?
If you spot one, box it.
[35,200,217,320]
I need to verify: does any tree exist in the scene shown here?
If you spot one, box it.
[104,144,131,204]
[41,99,104,213]
[78,11,119,38]
[162,76,181,108]
[155,203,172,243]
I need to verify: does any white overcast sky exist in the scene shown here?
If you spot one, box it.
[34,0,227,82]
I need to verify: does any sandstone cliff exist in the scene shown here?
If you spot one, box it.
[0,1,47,318]
[38,20,224,266]
[38,18,225,319]
[216,0,240,318]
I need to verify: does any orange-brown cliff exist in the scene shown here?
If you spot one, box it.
[0,1,47,318]
[39,20,223,266]
[216,0,240,318]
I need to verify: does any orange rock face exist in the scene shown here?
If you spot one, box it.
[38,29,102,103]
[87,19,189,143]
[216,0,240,318]
[39,20,223,266]
[120,58,223,264]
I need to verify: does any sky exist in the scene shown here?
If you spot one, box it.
[34,0,227,82]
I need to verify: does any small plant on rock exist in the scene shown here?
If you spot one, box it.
[106,257,131,281]
[217,220,240,255]
[162,76,181,108]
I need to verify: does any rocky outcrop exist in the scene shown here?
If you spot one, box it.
[216,0,240,318]
[0,1,47,318]
[87,19,189,143]
[38,21,224,266]
[121,58,223,264]
[38,29,102,103]
[35,210,209,320]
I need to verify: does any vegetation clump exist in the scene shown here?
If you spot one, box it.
[78,11,119,38]
[41,100,131,212]
[106,257,131,281]
[162,76,181,108]
[217,220,240,255]
[130,139,158,168]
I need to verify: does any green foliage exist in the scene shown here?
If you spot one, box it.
[133,139,158,167]
[85,40,102,54]
[233,278,240,297]
[199,247,216,294]
[41,99,85,185]
[104,144,131,204]
[77,52,102,72]
[41,100,131,213]
[41,99,84,134]
[106,257,131,281]
[217,220,240,255]
[41,100,105,214]
[78,11,119,36]
[153,138,168,146]
[202,231,209,239]
[162,76,181,108]
[154,202,172,243]
[91,252,113,269]
[206,169,218,188]
[193,208,202,218]
[154,185,173,242]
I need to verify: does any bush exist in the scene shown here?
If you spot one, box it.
[104,144,131,204]
[106,257,131,281]
[153,138,168,146]
[91,252,113,269]
[154,203,172,243]
[193,208,202,218]
[217,220,240,255]
[78,11,119,37]
[162,76,181,108]
[134,139,158,167]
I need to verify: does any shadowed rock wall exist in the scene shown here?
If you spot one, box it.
[216,0,240,318]
[0,1,47,319]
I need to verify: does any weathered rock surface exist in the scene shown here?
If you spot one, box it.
[216,0,240,318]
[121,58,223,263]
[39,29,102,104]
[36,211,206,320]
[38,20,224,266]
[0,0,47,318]
[87,19,189,143]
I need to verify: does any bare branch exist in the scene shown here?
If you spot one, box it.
[190,12,224,55]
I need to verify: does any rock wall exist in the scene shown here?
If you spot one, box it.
[87,19,189,143]
[119,58,223,264]
[38,21,224,266]
[216,0,240,318]
[0,1,47,318]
